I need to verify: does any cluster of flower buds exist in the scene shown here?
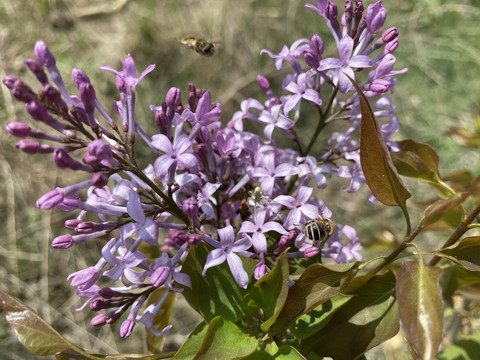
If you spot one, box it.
[3,0,405,338]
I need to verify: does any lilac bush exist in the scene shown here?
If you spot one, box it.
[2,1,479,359]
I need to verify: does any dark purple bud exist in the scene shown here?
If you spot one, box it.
[11,79,36,102]
[91,173,109,188]
[188,82,196,92]
[41,84,62,104]
[90,298,108,311]
[56,194,81,211]
[106,311,122,324]
[256,75,271,93]
[304,49,320,68]
[305,246,321,258]
[90,313,107,327]
[188,233,202,246]
[52,234,74,249]
[6,122,31,137]
[344,0,353,14]
[120,319,135,338]
[277,234,289,250]
[370,78,391,93]
[2,76,18,89]
[171,230,188,247]
[79,82,96,106]
[76,221,95,234]
[182,198,199,217]
[166,87,182,108]
[99,287,117,299]
[25,58,48,84]
[25,100,49,122]
[365,1,386,35]
[354,0,364,21]
[187,92,197,110]
[72,68,91,88]
[376,53,396,76]
[34,40,56,67]
[65,219,82,230]
[88,139,112,160]
[155,108,168,131]
[254,263,267,280]
[36,188,64,209]
[53,148,75,169]
[310,34,324,57]
[16,139,40,154]
[325,0,338,20]
[150,266,170,287]
[382,27,398,43]
[385,38,398,53]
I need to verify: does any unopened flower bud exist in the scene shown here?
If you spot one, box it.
[381,27,398,43]
[376,53,396,76]
[16,139,40,154]
[80,82,96,106]
[53,148,75,169]
[370,78,391,93]
[6,122,31,137]
[150,266,170,287]
[310,34,324,57]
[36,188,64,209]
[41,84,64,109]
[166,87,182,108]
[25,58,48,84]
[254,263,267,280]
[52,234,74,249]
[25,101,49,122]
[56,194,81,211]
[34,40,56,67]
[76,221,95,234]
[325,0,338,21]
[91,172,108,188]
[90,298,108,311]
[256,75,271,94]
[11,79,36,102]
[385,38,398,53]
[72,68,91,88]
[365,1,386,35]
[88,139,112,160]
[182,198,199,217]
[188,233,202,246]
[304,49,320,68]
[90,313,107,327]
[305,246,321,258]
[65,219,82,230]
[120,318,135,338]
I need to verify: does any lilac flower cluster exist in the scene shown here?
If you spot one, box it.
[3,0,405,338]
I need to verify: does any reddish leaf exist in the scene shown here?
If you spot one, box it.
[439,236,480,271]
[396,261,443,360]
[346,75,411,211]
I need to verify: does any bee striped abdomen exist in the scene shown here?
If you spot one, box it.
[304,218,335,244]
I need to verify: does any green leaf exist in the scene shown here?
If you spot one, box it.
[396,260,443,360]
[0,290,91,357]
[194,317,258,360]
[243,252,290,332]
[346,75,411,220]
[172,322,208,360]
[181,244,249,323]
[289,295,350,339]
[438,236,480,271]
[300,271,399,360]
[437,333,480,360]
[274,346,307,359]
[418,195,465,231]
[268,262,358,336]
[391,140,442,184]
[145,288,176,354]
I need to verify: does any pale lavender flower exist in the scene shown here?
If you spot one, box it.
[260,38,310,73]
[239,209,287,253]
[283,72,323,116]
[136,303,173,337]
[337,151,366,193]
[197,182,221,220]
[253,153,298,196]
[258,105,295,140]
[228,98,264,132]
[298,156,331,188]
[149,250,192,292]
[125,190,158,245]
[275,186,319,229]
[318,35,372,93]
[202,225,252,289]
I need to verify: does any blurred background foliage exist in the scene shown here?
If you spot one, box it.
[1,0,479,358]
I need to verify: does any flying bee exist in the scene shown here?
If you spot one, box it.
[177,36,216,57]
[302,216,336,247]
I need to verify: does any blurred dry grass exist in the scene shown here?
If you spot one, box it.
[1,0,479,358]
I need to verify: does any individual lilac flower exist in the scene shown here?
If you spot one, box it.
[213,131,239,157]
[67,266,101,290]
[274,186,319,229]
[202,225,252,289]
[136,303,173,337]
[100,54,155,92]
[228,98,264,132]
[283,72,323,116]
[125,190,158,245]
[152,133,199,180]
[258,105,295,140]
[260,38,310,73]
[253,153,298,196]
[239,209,287,253]
[328,225,363,263]
[197,182,221,220]
[101,238,148,285]
[318,35,372,93]
[298,156,331,189]
[337,151,366,193]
